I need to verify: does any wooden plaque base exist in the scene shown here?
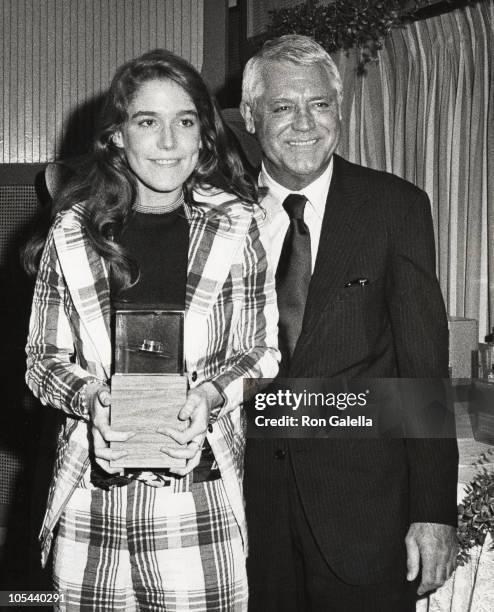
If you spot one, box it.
[110,374,187,469]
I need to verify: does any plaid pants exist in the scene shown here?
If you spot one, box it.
[53,478,247,611]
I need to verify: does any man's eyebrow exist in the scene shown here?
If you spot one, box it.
[267,94,335,103]
[130,109,198,119]
[309,96,337,102]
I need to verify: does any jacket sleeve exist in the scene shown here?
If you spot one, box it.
[25,225,97,420]
[388,190,458,526]
[210,209,280,418]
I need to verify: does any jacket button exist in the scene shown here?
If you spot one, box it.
[274,449,286,459]
[191,371,197,382]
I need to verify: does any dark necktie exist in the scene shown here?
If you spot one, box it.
[276,194,311,372]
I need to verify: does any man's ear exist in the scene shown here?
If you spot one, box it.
[240,102,256,135]
[112,131,124,148]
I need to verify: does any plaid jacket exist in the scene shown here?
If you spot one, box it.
[26,187,279,566]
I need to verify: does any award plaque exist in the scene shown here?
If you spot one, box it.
[110,304,187,469]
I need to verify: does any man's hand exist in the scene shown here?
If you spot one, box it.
[157,382,222,476]
[86,382,135,474]
[406,522,458,596]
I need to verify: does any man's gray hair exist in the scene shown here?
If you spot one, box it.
[241,34,343,109]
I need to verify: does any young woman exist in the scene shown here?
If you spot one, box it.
[23,49,279,611]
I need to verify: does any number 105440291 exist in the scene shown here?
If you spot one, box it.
[0,592,65,606]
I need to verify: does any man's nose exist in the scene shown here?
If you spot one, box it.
[157,125,175,149]
[292,107,315,131]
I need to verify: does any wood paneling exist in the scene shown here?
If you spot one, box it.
[0,0,204,163]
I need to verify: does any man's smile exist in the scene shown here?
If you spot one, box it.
[287,138,318,147]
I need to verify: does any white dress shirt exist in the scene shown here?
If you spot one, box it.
[259,159,333,273]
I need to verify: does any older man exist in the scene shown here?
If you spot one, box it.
[240,35,458,611]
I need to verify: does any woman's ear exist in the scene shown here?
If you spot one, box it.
[112,131,124,148]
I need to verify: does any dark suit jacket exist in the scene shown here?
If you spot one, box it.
[244,154,458,585]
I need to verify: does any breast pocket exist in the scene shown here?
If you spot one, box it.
[334,277,383,303]
[333,277,387,351]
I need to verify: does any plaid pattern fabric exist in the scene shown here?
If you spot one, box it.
[25,187,280,566]
[53,479,247,611]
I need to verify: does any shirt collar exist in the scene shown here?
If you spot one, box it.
[259,158,333,221]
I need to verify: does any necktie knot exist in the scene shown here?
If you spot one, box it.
[283,194,307,220]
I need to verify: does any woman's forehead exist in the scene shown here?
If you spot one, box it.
[127,78,197,114]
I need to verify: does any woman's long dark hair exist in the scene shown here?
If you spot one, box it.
[22,49,258,287]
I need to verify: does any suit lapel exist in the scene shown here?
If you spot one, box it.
[183,192,252,374]
[292,156,371,361]
[185,192,251,316]
[54,213,112,379]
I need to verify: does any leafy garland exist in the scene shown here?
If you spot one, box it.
[457,449,494,565]
[263,0,482,74]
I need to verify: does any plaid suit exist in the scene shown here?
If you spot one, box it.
[26,186,279,576]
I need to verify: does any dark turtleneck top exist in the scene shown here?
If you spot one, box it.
[116,207,188,306]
